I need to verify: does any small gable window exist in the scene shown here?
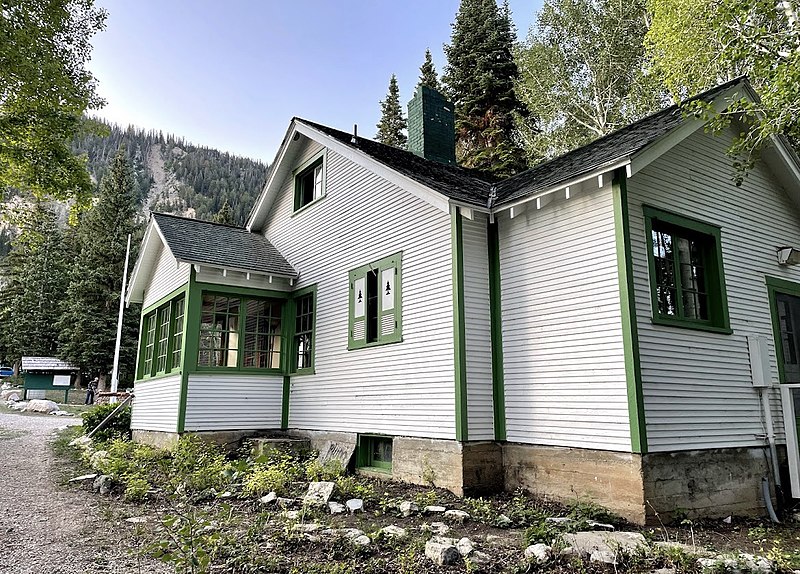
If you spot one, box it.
[644,206,731,334]
[293,152,326,212]
[349,253,402,349]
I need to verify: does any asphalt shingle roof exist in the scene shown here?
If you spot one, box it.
[153,212,297,277]
[298,78,744,208]
[296,119,499,205]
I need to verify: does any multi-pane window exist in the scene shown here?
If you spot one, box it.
[155,306,171,372]
[294,154,325,211]
[349,253,401,349]
[294,293,314,371]
[644,207,730,332]
[357,435,393,471]
[198,294,241,368]
[243,299,282,369]
[142,314,156,375]
[171,297,184,368]
[776,292,800,383]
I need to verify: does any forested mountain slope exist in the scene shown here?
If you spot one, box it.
[72,120,269,225]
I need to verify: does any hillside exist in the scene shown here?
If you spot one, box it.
[72,120,270,225]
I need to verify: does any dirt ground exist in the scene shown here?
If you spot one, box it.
[0,411,168,574]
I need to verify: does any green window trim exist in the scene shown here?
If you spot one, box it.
[348,252,402,350]
[643,205,732,334]
[766,276,800,385]
[356,434,393,472]
[195,290,286,374]
[292,150,327,214]
[137,288,187,381]
[288,284,317,375]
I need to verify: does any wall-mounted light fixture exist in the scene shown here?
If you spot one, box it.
[777,247,800,265]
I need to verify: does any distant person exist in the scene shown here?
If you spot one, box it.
[85,377,98,405]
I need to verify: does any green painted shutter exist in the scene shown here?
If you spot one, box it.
[378,255,401,344]
[349,270,368,349]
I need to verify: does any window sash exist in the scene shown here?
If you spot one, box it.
[293,293,314,372]
[171,297,184,370]
[155,306,171,372]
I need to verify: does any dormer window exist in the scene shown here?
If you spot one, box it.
[293,151,326,212]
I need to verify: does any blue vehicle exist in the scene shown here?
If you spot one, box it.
[0,366,13,378]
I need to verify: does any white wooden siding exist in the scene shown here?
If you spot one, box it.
[142,243,190,309]
[628,126,800,452]
[261,137,457,440]
[183,374,283,431]
[461,213,494,440]
[131,375,181,432]
[499,185,631,451]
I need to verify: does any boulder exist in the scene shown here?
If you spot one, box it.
[2,392,20,403]
[425,522,450,535]
[93,475,114,496]
[425,537,461,566]
[328,502,346,514]
[259,492,277,505]
[24,399,59,414]
[10,401,27,411]
[524,543,552,563]
[561,531,647,558]
[303,481,335,507]
[456,537,474,556]
[590,550,619,564]
[346,498,364,513]
[398,500,419,517]
[469,551,492,566]
[424,505,446,514]
[352,535,371,546]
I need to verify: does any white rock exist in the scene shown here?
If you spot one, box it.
[380,525,407,538]
[425,538,461,566]
[399,500,419,517]
[456,537,474,556]
[590,550,618,564]
[546,517,574,525]
[303,481,335,507]
[93,474,113,495]
[68,473,98,483]
[125,516,148,524]
[3,393,19,403]
[346,498,364,513]
[444,509,470,523]
[259,492,277,504]
[352,535,371,546]
[24,399,59,413]
[427,522,450,535]
[10,401,27,411]
[739,553,772,573]
[328,502,346,514]
[587,520,615,531]
[561,531,647,557]
[51,410,73,416]
[281,510,300,520]
[524,543,552,563]
[276,497,295,508]
[424,505,446,514]
[218,491,233,498]
[69,435,91,448]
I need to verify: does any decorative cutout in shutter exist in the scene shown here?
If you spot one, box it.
[352,276,366,342]
[379,266,396,338]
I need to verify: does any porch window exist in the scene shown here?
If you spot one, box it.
[137,291,185,379]
[171,297,185,368]
[644,207,730,333]
[142,314,156,375]
[197,293,284,370]
[348,252,402,349]
[155,306,171,373]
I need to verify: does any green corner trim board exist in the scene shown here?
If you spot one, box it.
[487,218,506,441]
[452,206,469,442]
[612,169,648,454]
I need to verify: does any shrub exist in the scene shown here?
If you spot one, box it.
[170,435,230,493]
[335,476,376,502]
[123,476,151,502]
[306,458,344,481]
[242,451,305,497]
[81,403,132,443]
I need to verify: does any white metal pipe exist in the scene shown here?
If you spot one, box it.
[110,234,132,399]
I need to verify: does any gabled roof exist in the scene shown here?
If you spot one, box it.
[152,213,297,278]
[21,356,77,372]
[493,78,745,206]
[296,119,499,206]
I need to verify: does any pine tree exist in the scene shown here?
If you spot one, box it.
[417,48,441,91]
[375,74,408,148]
[0,202,73,364]
[212,199,235,225]
[443,0,529,176]
[58,148,142,389]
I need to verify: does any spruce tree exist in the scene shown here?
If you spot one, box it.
[417,48,441,91]
[443,0,529,176]
[212,199,235,225]
[58,148,142,389]
[375,74,408,148]
[0,203,72,364]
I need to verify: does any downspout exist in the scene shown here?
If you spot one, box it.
[759,386,782,521]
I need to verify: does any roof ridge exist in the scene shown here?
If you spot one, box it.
[152,211,248,231]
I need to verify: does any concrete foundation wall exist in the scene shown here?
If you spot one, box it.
[504,443,646,524]
[132,429,180,449]
[643,447,770,521]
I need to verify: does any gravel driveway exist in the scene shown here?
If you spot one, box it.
[0,411,168,574]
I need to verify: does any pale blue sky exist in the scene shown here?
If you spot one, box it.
[89,1,543,163]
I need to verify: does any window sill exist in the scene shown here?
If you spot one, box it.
[650,316,733,335]
[289,368,315,376]
[291,194,326,218]
[193,367,284,375]
[357,466,392,477]
[348,337,403,351]
[135,370,182,383]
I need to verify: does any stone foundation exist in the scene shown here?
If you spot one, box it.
[132,429,180,449]
[642,447,771,521]
[503,443,646,524]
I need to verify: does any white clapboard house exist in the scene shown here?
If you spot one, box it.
[126,78,800,523]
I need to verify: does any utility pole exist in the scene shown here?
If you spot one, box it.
[109,234,131,401]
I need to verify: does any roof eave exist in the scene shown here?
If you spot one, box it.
[180,258,298,281]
